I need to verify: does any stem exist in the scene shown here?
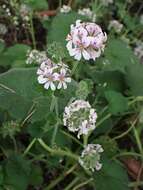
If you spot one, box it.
[133,127,143,156]
[60,130,83,147]
[129,181,143,187]
[96,113,111,128]
[71,61,79,76]
[11,136,18,153]
[45,164,77,190]
[64,177,80,190]
[29,12,36,49]
[83,135,88,147]
[51,122,59,146]
[38,138,79,160]
[73,178,93,190]
[112,119,137,141]
[112,152,143,160]
[23,138,36,156]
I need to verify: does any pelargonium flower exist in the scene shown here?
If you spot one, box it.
[79,144,104,172]
[26,49,47,65]
[37,59,71,91]
[66,20,107,61]
[63,100,97,138]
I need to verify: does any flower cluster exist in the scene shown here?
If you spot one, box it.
[2,2,30,27]
[79,144,104,172]
[26,49,47,64]
[20,4,31,24]
[108,20,123,33]
[60,5,71,13]
[63,100,97,138]
[66,20,107,61]
[78,8,96,22]
[37,59,71,91]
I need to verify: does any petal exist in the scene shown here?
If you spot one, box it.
[44,82,50,89]
[96,162,102,171]
[38,75,47,84]
[74,50,82,60]
[63,82,67,89]
[50,82,56,91]
[57,82,62,89]
[82,49,90,60]
[65,77,71,83]
[69,48,76,56]
[60,68,66,75]
[37,69,43,75]
[66,41,72,51]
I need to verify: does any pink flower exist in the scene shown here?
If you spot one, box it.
[66,20,107,61]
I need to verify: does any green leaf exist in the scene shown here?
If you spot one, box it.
[104,38,139,73]
[24,0,48,10]
[0,44,30,66]
[3,155,31,190]
[0,68,51,121]
[92,70,126,95]
[105,90,128,115]
[125,64,143,96]
[94,158,129,190]
[29,165,43,186]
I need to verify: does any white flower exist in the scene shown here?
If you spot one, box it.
[79,144,104,172]
[66,20,107,61]
[63,100,97,138]
[0,23,7,35]
[20,4,31,17]
[78,8,96,22]
[37,59,71,91]
[26,49,47,65]
[108,20,123,33]
[100,0,113,6]
[60,5,71,13]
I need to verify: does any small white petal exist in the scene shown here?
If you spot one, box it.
[74,50,82,60]
[65,77,71,83]
[50,82,56,91]
[44,82,50,89]
[82,49,90,60]
[63,82,67,89]
[38,75,47,84]
[57,82,62,89]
